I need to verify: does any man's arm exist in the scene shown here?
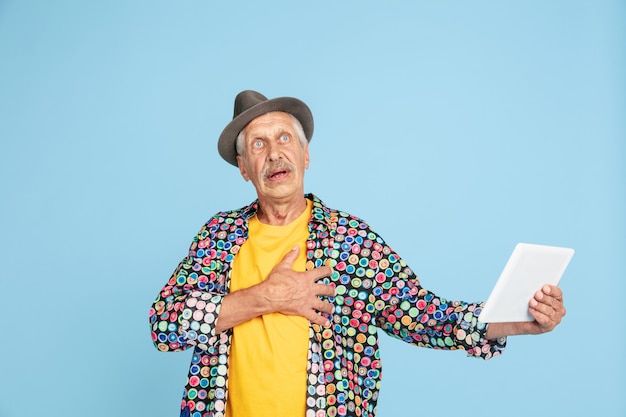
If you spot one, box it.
[214,245,335,333]
[485,285,566,340]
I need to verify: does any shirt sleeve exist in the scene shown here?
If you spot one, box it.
[369,237,506,359]
[148,219,227,353]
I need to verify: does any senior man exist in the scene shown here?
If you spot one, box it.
[149,90,566,417]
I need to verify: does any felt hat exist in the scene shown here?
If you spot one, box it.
[217,90,314,167]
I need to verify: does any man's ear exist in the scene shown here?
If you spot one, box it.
[304,142,310,169]
[237,155,250,181]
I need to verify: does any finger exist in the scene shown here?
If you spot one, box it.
[314,283,337,297]
[528,306,553,329]
[537,289,563,311]
[534,289,545,302]
[316,299,335,315]
[529,295,553,316]
[279,245,300,267]
[548,294,564,310]
[307,265,333,282]
[530,290,545,307]
[306,310,331,327]
[533,289,559,308]
[530,298,564,329]
[543,284,563,300]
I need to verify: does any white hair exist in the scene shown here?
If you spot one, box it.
[236,112,307,157]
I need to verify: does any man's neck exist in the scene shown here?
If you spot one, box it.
[256,195,308,226]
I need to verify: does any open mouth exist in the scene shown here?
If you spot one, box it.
[264,160,294,181]
[267,168,290,180]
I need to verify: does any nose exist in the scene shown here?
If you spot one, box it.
[266,141,282,161]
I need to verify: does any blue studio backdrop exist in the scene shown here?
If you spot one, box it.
[0,2,624,416]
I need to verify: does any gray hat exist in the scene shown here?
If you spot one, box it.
[217,90,314,167]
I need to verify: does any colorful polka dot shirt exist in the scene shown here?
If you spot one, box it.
[149,194,506,417]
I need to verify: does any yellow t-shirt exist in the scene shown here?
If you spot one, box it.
[226,200,312,417]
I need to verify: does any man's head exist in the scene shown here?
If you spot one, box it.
[218,90,313,167]
[236,111,310,204]
[218,90,314,205]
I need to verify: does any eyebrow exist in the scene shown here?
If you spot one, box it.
[247,127,293,141]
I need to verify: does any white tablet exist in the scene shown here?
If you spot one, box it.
[478,243,574,323]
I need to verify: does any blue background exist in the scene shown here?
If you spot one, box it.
[1,1,624,416]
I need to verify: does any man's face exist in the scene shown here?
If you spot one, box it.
[236,112,310,203]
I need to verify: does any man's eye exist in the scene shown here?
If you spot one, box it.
[253,140,263,148]
[279,134,290,142]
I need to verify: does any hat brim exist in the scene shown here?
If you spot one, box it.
[218,97,314,167]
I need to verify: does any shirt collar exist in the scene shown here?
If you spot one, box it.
[238,193,334,229]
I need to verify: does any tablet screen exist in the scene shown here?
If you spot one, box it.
[478,243,574,323]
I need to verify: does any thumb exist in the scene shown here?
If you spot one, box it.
[279,245,300,267]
